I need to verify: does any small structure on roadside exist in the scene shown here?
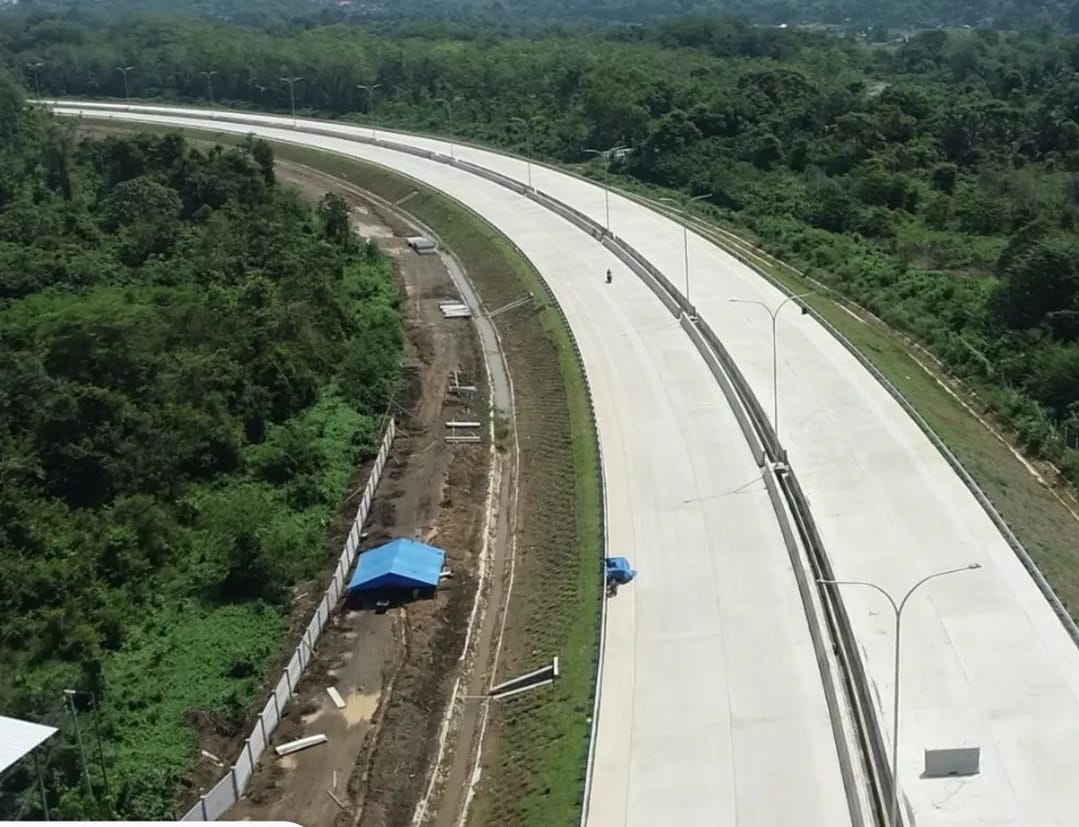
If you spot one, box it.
[407,236,438,255]
[1,714,57,816]
[348,538,446,606]
[0,715,56,775]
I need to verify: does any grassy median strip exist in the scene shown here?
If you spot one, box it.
[104,126,604,826]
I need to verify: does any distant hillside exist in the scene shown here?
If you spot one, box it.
[4,0,1079,31]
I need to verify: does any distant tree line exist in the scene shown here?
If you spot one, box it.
[5,17,1079,477]
[6,0,1079,32]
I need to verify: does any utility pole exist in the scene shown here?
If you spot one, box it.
[115,65,134,105]
[728,292,813,440]
[200,69,218,111]
[659,192,712,308]
[280,74,302,126]
[357,83,381,139]
[86,692,111,805]
[63,690,95,801]
[820,564,981,827]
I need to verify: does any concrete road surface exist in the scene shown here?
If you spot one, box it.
[56,107,855,826]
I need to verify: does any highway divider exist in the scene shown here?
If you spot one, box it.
[679,315,765,467]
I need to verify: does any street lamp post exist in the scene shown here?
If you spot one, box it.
[434,95,462,160]
[819,564,981,827]
[357,83,381,139]
[582,145,627,234]
[27,61,43,100]
[199,69,217,111]
[115,65,134,105]
[280,74,302,126]
[510,116,542,191]
[63,690,95,800]
[63,689,112,807]
[728,292,813,439]
[659,192,711,307]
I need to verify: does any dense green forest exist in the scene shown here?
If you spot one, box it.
[0,75,402,818]
[6,6,1079,815]
[4,16,1079,481]
[5,0,1079,32]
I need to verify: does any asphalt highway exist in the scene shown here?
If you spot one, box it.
[56,102,1079,827]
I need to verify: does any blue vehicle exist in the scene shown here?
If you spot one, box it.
[605,557,637,593]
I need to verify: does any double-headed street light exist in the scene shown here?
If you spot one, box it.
[280,74,302,126]
[582,145,627,234]
[510,116,543,191]
[357,83,381,139]
[728,292,812,440]
[115,65,134,105]
[659,192,711,308]
[819,564,981,827]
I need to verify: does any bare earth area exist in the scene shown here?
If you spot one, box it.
[227,163,493,826]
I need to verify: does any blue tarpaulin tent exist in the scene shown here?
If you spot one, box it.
[348,538,446,592]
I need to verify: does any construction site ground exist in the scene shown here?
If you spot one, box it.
[228,163,495,826]
[75,125,597,827]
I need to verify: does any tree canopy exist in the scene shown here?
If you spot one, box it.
[6,0,1079,31]
[0,75,402,818]
[8,5,1079,815]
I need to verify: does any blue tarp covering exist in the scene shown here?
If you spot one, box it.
[348,538,446,592]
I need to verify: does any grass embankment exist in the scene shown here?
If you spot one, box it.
[261,146,603,824]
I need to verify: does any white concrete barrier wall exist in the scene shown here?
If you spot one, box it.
[180,419,396,820]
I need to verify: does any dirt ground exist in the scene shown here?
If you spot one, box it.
[227,163,492,826]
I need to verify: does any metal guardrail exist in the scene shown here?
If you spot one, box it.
[180,420,396,820]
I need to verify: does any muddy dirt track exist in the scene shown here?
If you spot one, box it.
[227,164,494,827]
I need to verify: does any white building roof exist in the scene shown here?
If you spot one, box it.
[0,715,57,773]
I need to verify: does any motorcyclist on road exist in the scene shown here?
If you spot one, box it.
[605,268,613,284]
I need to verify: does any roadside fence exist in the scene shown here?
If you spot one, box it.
[180,418,396,821]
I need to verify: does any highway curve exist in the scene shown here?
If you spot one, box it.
[56,102,1079,827]
[55,104,855,825]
